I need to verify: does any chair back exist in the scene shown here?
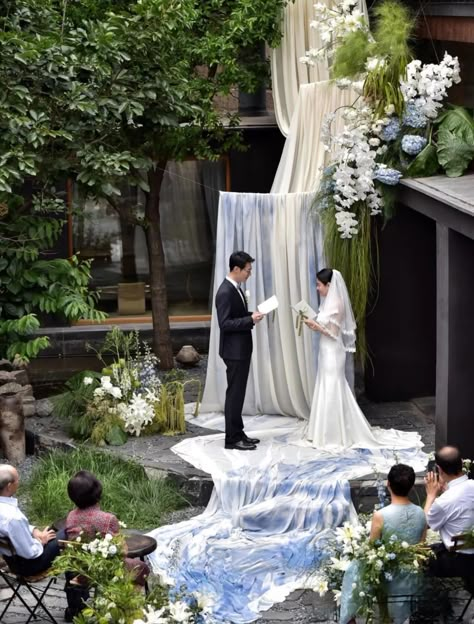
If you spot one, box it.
[0,535,15,557]
[450,532,474,552]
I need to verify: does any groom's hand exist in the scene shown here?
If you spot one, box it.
[252,312,264,323]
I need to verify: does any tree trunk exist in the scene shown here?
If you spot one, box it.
[0,393,25,463]
[119,210,138,282]
[145,163,174,369]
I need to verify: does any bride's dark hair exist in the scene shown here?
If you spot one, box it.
[316,268,333,284]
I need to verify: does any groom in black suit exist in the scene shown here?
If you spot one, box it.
[215,251,263,450]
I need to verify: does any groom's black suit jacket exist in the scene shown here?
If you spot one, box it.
[215,279,254,361]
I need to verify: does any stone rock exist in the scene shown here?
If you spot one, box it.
[22,396,36,418]
[11,369,29,385]
[0,382,34,397]
[0,369,28,385]
[175,345,200,366]
[0,382,23,395]
[0,371,15,385]
[0,359,13,372]
[35,398,53,417]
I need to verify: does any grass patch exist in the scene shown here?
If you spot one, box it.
[21,448,188,529]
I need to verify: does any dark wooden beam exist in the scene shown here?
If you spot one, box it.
[417,16,474,43]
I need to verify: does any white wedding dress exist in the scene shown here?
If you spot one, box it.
[306,271,422,450]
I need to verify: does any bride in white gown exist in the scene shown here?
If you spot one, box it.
[304,268,422,450]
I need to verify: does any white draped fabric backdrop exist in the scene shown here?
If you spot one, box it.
[201,0,369,418]
[201,192,324,419]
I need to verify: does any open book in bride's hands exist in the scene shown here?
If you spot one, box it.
[292,300,317,336]
[291,300,317,320]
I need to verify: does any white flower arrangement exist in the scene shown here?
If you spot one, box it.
[117,390,158,436]
[310,518,432,620]
[83,346,162,438]
[300,0,368,66]
[304,1,462,240]
[132,592,210,623]
[400,53,461,120]
[79,533,120,559]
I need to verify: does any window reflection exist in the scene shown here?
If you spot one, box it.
[73,159,226,317]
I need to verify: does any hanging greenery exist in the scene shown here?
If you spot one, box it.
[302,0,470,364]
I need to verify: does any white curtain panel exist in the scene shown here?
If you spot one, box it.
[270,0,329,137]
[201,191,325,418]
[271,81,360,193]
[270,0,369,137]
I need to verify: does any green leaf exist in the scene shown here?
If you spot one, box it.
[437,129,474,178]
[105,425,128,446]
[435,105,474,144]
[405,143,439,178]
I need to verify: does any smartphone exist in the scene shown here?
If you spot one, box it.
[426,459,439,475]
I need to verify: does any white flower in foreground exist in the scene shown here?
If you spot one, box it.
[83,376,94,385]
[110,386,122,399]
[133,605,167,624]
[193,591,215,613]
[330,557,351,571]
[316,578,329,595]
[168,600,192,622]
[401,541,409,549]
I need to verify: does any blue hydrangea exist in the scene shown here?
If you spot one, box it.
[385,572,394,581]
[403,103,428,129]
[401,134,427,156]
[374,167,402,186]
[380,117,401,142]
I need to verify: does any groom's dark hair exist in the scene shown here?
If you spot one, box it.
[229,251,254,271]
[317,268,333,284]
[388,463,415,496]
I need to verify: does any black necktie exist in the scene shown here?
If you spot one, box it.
[237,286,247,308]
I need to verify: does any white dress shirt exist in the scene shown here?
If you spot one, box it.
[427,475,474,551]
[226,276,246,306]
[0,496,43,559]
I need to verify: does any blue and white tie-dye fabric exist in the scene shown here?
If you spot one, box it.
[147,413,427,623]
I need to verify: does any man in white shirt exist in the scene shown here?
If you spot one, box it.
[0,464,60,576]
[424,446,474,576]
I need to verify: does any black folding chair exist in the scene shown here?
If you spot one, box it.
[450,533,474,622]
[0,537,58,624]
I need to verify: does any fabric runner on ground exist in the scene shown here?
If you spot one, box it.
[147,409,427,623]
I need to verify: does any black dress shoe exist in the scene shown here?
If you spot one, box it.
[242,434,260,444]
[224,440,257,451]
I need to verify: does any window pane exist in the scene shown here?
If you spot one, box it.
[73,159,225,317]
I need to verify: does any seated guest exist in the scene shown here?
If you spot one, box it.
[424,445,474,576]
[340,464,427,624]
[0,464,60,576]
[65,470,149,585]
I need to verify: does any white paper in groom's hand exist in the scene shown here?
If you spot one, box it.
[291,300,317,319]
[257,295,279,315]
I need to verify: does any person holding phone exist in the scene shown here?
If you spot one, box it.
[424,445,474,576]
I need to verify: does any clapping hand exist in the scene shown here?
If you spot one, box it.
[252,311,264,324]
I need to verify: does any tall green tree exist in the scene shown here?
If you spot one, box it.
[0,0,286,368]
